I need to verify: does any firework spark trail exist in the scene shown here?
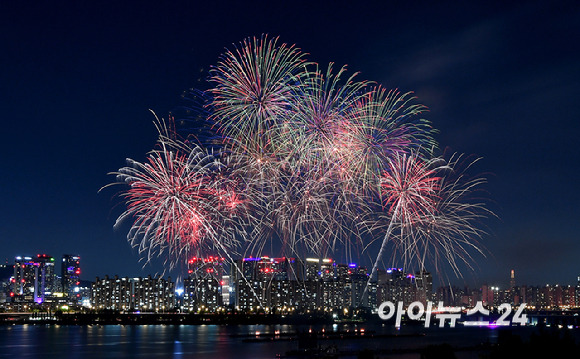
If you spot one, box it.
[362,151,490,300]
[109,36,492,288]
[209,35,307,149]
[409,153,490,277]
[346,87,436,196]
[207,37,489,271]
[105,116,243,271]
[265,63,371,253]
[366,152,443,280]
[285,63,366,167]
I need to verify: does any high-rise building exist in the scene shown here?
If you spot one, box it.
[377,268,405,304]
[134,275,175,312]
[62,254,81,302]
[320,259,334,280]
[304,258,317,280]
[231,258,259,310]
[35,254,56,302]
[415,270,433,304]
[12,256,36,299]
[12,255,56,304]
[256,256,291,281]
[288,258,305,281]
[510,269,516,289]
[187,256,224,279]
[221,275,231,306]
[92,275,175,312]
[92,275,133,311]
[304,258,333,280]
[231,257,297,311]
[183,256,224,312]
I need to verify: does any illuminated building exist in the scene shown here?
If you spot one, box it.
[295,279,321,310]
[12,256,36,300]
[12,254,56,304]
[347,263,371,308]
[92,275,133,311]
[133,275,175,312]
[183,275,221,312]
[221,275,231,306]
[228,257,382,312]
[92,275,175,312]
[35,254,56,302]
[62,254,81,303]
[183,256,224,312]
[435,285,478,307]
[0,264,12,305]
[76,280,93,308]
[269,279,293,309]
[562,285,576,308]
[187,256,224,279]
[414,270,433,304]
[230,256,301,311]
[288,258,305,281]
[322,280,344,309]
[480,284,494,307]
[256,256,291,281]
[304,257,333,280]
[375,268,434,308]
[320,258,334,280]
[334,264,349,280]
[231,257,264,311]
[377,268,405,304]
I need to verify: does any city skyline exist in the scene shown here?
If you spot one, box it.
[5,253,579,315]
[3,251,579,290]
[1,2,579,287]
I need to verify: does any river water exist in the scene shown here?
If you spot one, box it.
[0,323,554,358]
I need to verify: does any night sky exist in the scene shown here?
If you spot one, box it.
[1,1,579,288]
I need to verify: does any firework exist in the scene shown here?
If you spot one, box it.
[365,152,443,278]
[345,87,436,195]
[209,35,307,148]
[105,116,243,270]
[365,151,489,282]
[410,153,490,277]
[284,63,366,169]
[109,36,492,282]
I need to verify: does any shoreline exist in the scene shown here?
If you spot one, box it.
[3,309,580,329]
[0,312,343,326]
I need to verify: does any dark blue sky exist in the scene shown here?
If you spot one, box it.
[1,1,579,288]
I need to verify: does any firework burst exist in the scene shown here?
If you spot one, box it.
[209,35,307,148]
[286,63,366,171]
[409,153,490,277]
[366,152,443,277]
[105,116,243,270]
[346,87,436,195]
[365,151,489,282]
[108,36,493,282]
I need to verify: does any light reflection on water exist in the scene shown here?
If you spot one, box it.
[0,323,538,359]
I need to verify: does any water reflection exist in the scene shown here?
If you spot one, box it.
[0,323,571,359]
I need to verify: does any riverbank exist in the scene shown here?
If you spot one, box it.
[0,312,342,325]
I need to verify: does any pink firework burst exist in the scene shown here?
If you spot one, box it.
[106,118,241,270]
[366,151,489,283]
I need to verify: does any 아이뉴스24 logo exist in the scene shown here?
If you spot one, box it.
[377,301,527,328]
